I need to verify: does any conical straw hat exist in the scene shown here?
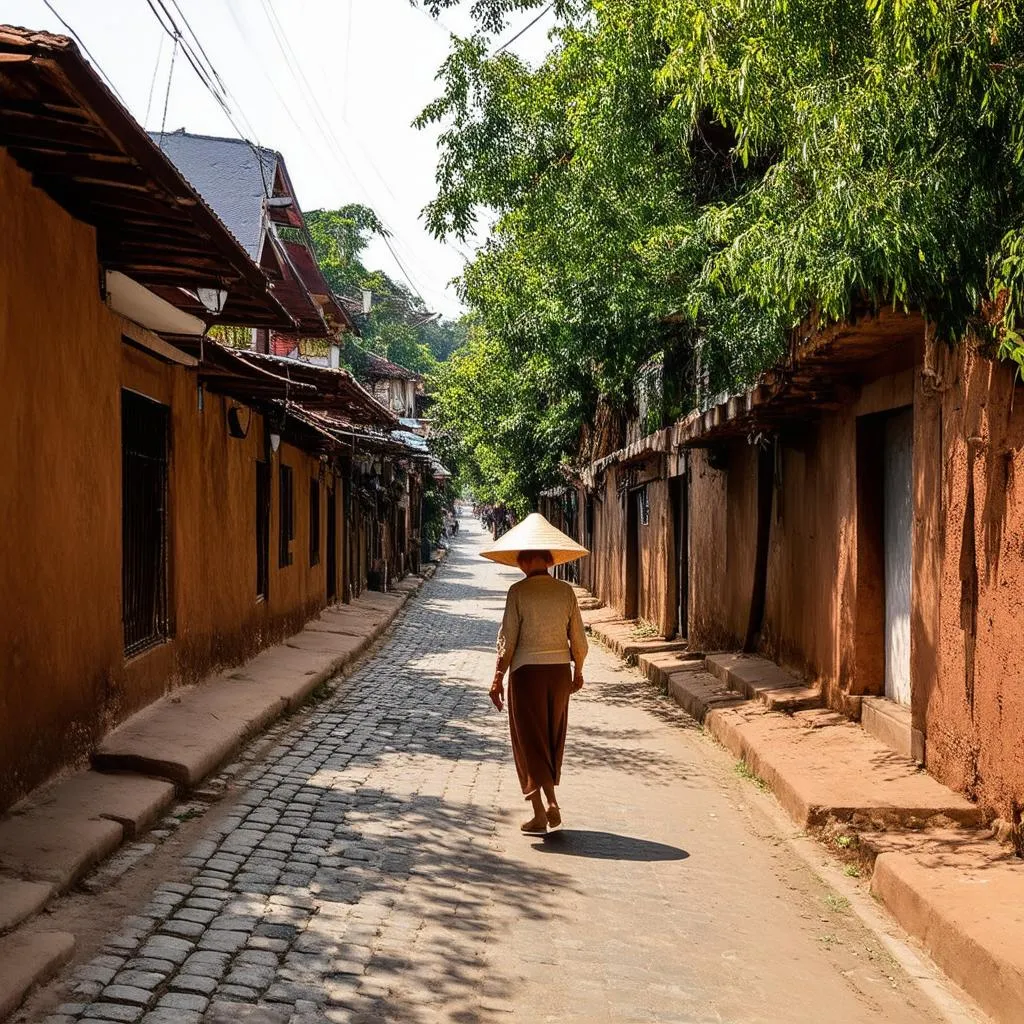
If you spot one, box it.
[480,512,589,567]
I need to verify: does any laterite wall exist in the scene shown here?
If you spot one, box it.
[0,149,339,812]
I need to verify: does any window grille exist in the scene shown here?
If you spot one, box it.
[256,461,270,598]
[122,390,170,656]
[279,464,294,567]
[638,485,650,527]
[309,477,321,566]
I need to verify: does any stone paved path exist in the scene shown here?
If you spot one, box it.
[40,519,962,1024]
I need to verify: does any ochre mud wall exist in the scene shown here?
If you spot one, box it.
[760,370,915,708]
[687,444,758,649]
[922,347,1024,820]
[0,150,335,812]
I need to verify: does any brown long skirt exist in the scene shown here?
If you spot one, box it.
[508,663,573,797]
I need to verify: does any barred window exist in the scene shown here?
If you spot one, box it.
[279,464,294,567]
[122,390,170,655]
[309,477,321,567]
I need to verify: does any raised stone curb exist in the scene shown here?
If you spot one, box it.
[0,931,75,1020]
[704,703,985,829]
[705,652,821,712]
[870,841,1024,1024]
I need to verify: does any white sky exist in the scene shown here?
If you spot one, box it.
[6,0,556,318]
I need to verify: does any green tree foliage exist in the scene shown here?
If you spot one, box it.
[417,0,1024,509]
[428,321,584,514]
[304,205,465,377]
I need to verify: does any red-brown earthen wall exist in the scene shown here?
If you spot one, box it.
[0,150,335,812]
[924,347,1024,819]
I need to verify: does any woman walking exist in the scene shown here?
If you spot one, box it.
[482,513,589,836]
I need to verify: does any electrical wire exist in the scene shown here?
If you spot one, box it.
[140,0,272,196]
[158,33,178,140]
[494,1,553,54]
[254,0,461,308]
[40,0,128,104]
[143,29,166,127]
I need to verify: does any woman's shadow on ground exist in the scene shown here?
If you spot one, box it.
[531,830,688,861]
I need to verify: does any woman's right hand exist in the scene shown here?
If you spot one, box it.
[489,673,505,711]
[572,667,585,693]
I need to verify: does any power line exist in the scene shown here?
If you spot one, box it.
[142,28,166,127]
[494,2,553,55]
[140,0,272,195]
[40,0,128,104]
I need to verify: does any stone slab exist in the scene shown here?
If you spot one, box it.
[0,804,123,889]
[705,653,821,711]
[0,878,55,934]
[20,773,176,840]
[0,930,75,1019]
[861,696,919,761]
[704,703,985,829]
[871,839,1024,1023]
[666,670,748,725]
[636,649,705,686]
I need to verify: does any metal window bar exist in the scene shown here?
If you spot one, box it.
[122,390,170,656]
[279,464,294,567]
[309,477,321,566]
[256,461,270,598]
[638,485,650,527]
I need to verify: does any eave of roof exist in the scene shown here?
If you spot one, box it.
[236,351,399,429]
[0,26,294,330]
[674,307,925,447]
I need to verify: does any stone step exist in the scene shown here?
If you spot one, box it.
[0,772,174,890]
[636,649,706,687]
[0,930,75,1020]
[861,696,923,762]
[0,880,54,936]
[93,590,411,789]
[868,832,1024,1024]
[705,703,986,831]
[705,653,821,711]
[664,670,748,724]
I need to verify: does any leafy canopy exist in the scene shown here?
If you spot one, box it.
[417,0,1024,507]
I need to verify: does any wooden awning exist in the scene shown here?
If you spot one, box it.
[235,352,398,429]
[675,308,926,447]
[0,26,294,330]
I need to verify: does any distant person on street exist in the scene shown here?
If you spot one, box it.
[481,513,590,836]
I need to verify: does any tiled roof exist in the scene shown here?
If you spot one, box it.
[149,129,278,260]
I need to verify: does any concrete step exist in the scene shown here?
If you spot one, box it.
[636,649,706,687]
[861,696,923,762]
[705,703,986,831]
[0,880,54,936]
[664,670,748,724]
[0,930,75,1020]
[705,653,821,711]
[867,831,1024,1024]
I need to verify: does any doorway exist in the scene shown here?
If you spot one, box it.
[670,473,688,640]
[883,408,913,705]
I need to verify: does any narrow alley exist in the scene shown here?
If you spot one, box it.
[25,520,971,1024]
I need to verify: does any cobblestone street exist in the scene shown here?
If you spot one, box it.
[36,520,966,1024]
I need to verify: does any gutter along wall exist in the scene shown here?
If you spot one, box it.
[0,150,340,812]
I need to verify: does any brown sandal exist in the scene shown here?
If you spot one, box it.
[520,815,547,836]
